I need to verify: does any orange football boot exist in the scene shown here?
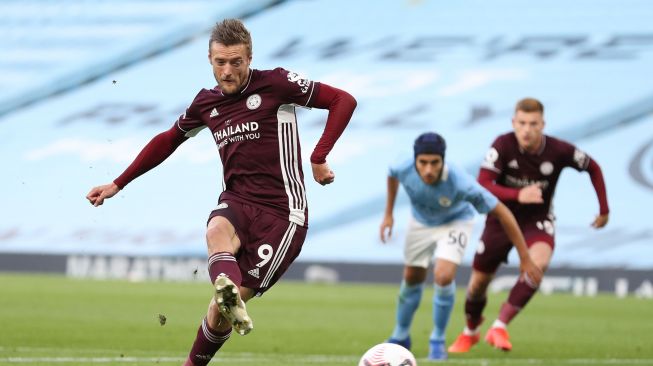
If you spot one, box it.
[448,332,480,353]
[485,327,512,351]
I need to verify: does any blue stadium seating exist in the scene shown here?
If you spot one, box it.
[0,0,282,116]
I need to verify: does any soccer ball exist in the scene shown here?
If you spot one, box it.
[358,343,417,366]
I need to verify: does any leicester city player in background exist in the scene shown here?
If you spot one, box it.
[449,98,609,353]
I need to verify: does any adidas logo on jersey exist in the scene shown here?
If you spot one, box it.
[248,268,260,279]
[508,159,519,169]
[210,108,219,118]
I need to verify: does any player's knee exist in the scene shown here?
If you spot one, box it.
[529,242,553,271]
[404,267,427,285]
[205,221,236,254]
[434,271,455,286]
[533,257,550,273]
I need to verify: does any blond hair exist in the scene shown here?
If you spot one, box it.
[515,98,544,114]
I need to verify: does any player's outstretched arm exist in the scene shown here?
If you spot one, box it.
[379,176,399,243]
[490,202,543,285]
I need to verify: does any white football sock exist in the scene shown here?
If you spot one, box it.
[492,319,507,329]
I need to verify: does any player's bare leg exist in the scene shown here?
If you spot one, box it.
[498,242,551,325]
[449,270,493,353]
[487,242,550,351]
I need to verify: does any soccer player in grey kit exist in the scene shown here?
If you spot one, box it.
[449,98,609,353]
[86,19,356,366]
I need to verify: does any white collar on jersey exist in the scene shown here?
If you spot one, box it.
[239,69,253,94]
[440,164,449,182]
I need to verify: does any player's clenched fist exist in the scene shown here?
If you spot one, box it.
[518,183,544,204]
[311,162,335,186]
[86,182,120,207]
[591,213,609,228]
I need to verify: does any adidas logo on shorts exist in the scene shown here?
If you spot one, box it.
[248,268,260,279]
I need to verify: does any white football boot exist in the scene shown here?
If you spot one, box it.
[214,274,253,336]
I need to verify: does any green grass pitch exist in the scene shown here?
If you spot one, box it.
[0,272,651,365]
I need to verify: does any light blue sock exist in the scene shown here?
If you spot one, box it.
[430,281,456,342]
[390,281,424,340]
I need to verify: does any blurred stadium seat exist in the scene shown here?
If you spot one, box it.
[0,0,281,116]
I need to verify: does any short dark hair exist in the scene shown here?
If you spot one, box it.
[515,97,544,114]
[209,19,252,57]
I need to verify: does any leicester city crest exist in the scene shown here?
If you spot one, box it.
[246,94,262,110]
